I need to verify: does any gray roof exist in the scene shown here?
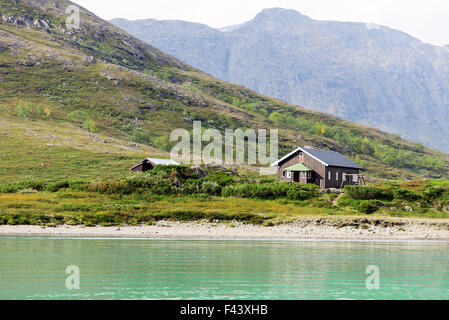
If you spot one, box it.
[271,147,364,170]
[131,158,179,170]
[301,147,364,169]
[146,158,179,166]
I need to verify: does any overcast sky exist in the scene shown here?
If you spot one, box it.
[73,0,449,46]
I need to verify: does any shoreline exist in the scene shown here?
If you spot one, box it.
[1,217,449,241]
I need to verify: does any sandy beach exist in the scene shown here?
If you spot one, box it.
[1,218,449,241]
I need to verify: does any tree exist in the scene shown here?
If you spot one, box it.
[153,135,173,152]
[83,119,97,133]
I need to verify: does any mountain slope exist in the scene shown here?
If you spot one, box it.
[0,0,448,182]
[111,8,449,152]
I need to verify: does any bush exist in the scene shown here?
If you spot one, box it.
[423,186,447,202]
[222,182,318,200]
[287,189,312,201]
[259,177,277,184]
[88,180,134,195]
[179,182,200,195]
[202,172,235,186]
[67,179,88,191]
[200,181,221,195]
[46,181,70,192]
[0,181,47,193]
[152,135,173,152]
[393,188,421,201]
[345,186,393,200]
[16,102,46,119]
[83,119,97,133]
[132,130,152,144]
[68,110,90,123]
[356,200,379,214]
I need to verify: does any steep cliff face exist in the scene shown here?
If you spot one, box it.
[112,8,449,152]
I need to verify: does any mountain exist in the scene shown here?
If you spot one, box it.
[0,0,448,182]
[111,8,449,153]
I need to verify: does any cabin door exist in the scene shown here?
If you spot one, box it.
[293,171,300,183]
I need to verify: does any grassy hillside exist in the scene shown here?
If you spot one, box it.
[0,0,448,184]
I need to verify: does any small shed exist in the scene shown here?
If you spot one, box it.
[130,158,179,173]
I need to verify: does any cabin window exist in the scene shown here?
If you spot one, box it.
[353,175,359,183]
[283,171,286,177]
[307,171,312,179]
[342,173,346,181]
[336,172,339,181]
[287,172,291,179]
[328,171,331,180]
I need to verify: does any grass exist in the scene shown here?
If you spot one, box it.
[1,167,448,226]
[0,118,163,182]
[0,191,359,227]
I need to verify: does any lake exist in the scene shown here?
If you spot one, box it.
[0,237,448,300]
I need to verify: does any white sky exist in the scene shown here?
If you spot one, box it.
[72,0,449,46]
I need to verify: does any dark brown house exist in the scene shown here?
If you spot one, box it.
[271,147,365,189]
[130,158,179,173]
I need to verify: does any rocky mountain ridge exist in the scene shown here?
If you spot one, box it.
[112,8,449,152]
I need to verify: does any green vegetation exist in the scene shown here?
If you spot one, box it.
[16,102,50,119]
[222,183,318,200]
[0,164,449,226]
[339,180,449,218]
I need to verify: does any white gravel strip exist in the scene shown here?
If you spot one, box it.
[1,218,449,241]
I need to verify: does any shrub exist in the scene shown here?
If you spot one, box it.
[393,188,421,201]
[356,200,379,214]
[200,181,221,195]
[345,186,393,200]
[67,179,88,191]
[88,180,134,195]
[132,130,151,145]
[287,189,312,201]
[152,135,173,152]
[178,182,200,195]
[423,186,447,202]
[68,110,90,123]
[16,102,46,119]
[0,181,47,193]
[83,119,97,133]
[222,182,318,200]
[202,172,235,186]
[46,181,70,192]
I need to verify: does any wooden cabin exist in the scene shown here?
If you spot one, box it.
[271,147,365,189]
[130,158,179,173]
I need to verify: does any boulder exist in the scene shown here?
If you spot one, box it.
[189,166,208,179]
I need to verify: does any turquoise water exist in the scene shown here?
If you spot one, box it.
[0,237,449,300]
